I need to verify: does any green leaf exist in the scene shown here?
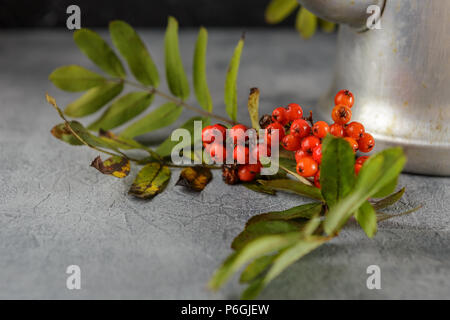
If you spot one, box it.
[319,19,336,33]
[232,220,302,251]
[208,232,302,290]
[246,202,322,226]
[258,179,323,201]
[193,27,213,112]
[372,176,398,199]
[88,91,154,131]
[120,102,183,138]
[90,155,130,178]
[320,135,356,208]
[224,35,244,122]
[295,7,318,39]
[164,16,190,100]
[323,148,406,235]
[241,236,328,299]
[128,162,171,199]
[49,65,106,92]
[247,88,260,130]
[240,255,276,284]
[376,205,422,222]
[371,187,405,211]
[242,182,276,195]
[265,0,299,24]
[355,201,377,238]
[73,29,126,78]
[109,20,159,87]
[156,116,208,157]
[64,81,123,118]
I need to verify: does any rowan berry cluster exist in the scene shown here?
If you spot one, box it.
[201,90,375,187]
[273,89,375,188]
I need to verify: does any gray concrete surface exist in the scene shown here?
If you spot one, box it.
[0,29,449,299]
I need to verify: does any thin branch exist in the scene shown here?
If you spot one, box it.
[119,79,237,126]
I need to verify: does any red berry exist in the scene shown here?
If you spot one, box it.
[250,143,271,163]
[358,133,375,153]
[344,137,359,153]
[312,121,330,139]
[330,123,345,137]
[331,105,352,125]
[229,124,248,145]
[209,143,227,163]
[272,107,288,125]
[265,122,285,145]
[296,156,318,177]
[355,163,363,175]
[285,103,303,121]
[356,156,370,166]
[301,136,321,154]
[202,125,217,144]
[238,163,261,182]
[281,134,302,151]
[290,119,311,138]
[295,149,307,163]
[345,121,365,140]
[233,145,249,164]
[314,170,321,188]
[312,144,322,164]
[334,90,355,108]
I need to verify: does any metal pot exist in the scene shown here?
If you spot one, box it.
[297,0,450,175]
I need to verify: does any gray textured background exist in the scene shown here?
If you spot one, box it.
[0,29,449,299]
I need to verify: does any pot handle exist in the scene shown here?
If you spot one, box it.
[297,0,385,30]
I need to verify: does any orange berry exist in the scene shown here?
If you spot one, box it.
[345,121,365,140]
[331,105,352,125]
[312,121,330,139]
[330,123,345,137]
[334,89,355,108]
[359,133,375,153]
[296,156,318,177]
[344,137,359,153]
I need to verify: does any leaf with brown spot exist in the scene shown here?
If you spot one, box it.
[90,155,130,178]
[247,87,260,130]
[51,123,83,146]
[129,162,171,199]
[176,166,212,192]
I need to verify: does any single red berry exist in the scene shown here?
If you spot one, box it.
[229,124,248,145]
[290,119,311,138]
[356,156,370,166]
[201,125,216,144]
[281,134,302,151]
[358,133,375,153]
[301,136,321,154]
[334,89,355,108]
[238,163,261,182]
[344,137,359,153]
[209,143,227,163]
[296,156,318,177]
[331,105,352,125]
[314,170,321,188]
[202,124,226,144]
[285,103,303,121]
[272,107,288,125]
[295,149,307,163]
[312,121,330,139]
[250,143,271,163]
[265,122,285,146]
[355,163,363,175]
[330,123,345,137]
[233,145,249,164]
[312,144,322,164]
[345,121,365,140]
